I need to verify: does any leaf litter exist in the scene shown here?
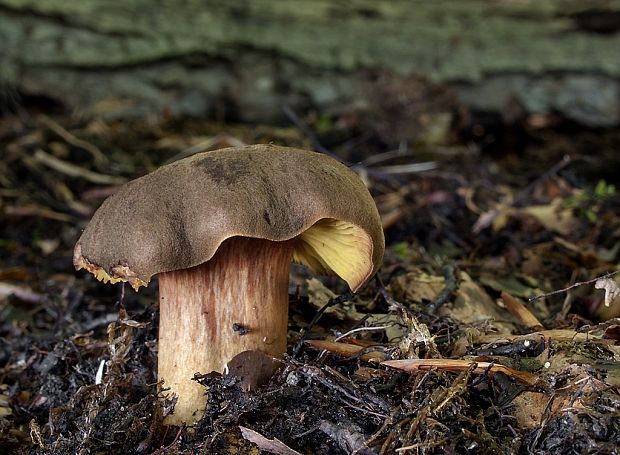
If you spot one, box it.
[0,112,619,454]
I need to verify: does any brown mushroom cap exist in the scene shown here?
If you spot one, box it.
[74,144,384,291]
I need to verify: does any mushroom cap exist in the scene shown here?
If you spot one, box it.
[74,144,384,291]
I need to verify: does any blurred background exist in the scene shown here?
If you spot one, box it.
[2,1,619,144]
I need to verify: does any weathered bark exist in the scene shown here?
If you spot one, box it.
[1,0,619,126]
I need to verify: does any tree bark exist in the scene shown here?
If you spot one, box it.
[1,0,619,126]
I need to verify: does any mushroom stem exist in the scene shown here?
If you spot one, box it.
[157,236,294,424]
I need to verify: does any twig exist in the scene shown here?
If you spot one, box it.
[382,359,539,386]
[377,282,407,313]
[426,262,458,313]
[304,340,387,362]
[149,423,186,455]
[472,154,577,233]
[514,155,573,202]
[335,326,389,342]
[291,425,321,440]
[281,105,334,157]
[362,149,413,166]
[474,329,611,345]
[31,149,126,185]
[529,270,620,302]
[39,115,109,166]
[372,162,437,174]
[4,204,75,222]
[281,104,435,180]
[163,134,246,164]
[292,291,356,358]
[528,396,555,453]
[0,282,42,304]
[299,365,389,415]
[351,414,395,455]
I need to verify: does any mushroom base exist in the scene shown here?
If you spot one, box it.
[158,236,294,425]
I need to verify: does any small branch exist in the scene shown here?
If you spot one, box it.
[371,162,437,174]
[281,105,334,157]
[351,414,395,455]
[39,115,109,167]
[0,282,42,304]
[281,104,435,181]
[377,280,407,313]
[512,154,574,205]
[32,149,126,185]
[334,326,389,342]
[4,204,75,222]
[472,155,577,233]
[305,340,387,362]
[529,270,620,302]
[163,133,246,164]
[292,291,356,358]
[382,358,539,386]
[148,423,186,455]
[473,329,612,345]
[427,262,458,313]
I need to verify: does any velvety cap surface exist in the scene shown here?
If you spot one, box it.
[74,144,384,290]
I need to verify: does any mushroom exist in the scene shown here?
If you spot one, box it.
[74,144,384,424]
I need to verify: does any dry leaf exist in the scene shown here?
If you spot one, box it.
[441,272,515,334]
[522,198,576,236]
[307,277,337,306]
[240,426,302,455]
[390,268,444,303]
[500,292,543,329]
[511,392,572,429]
[594,277,620,307]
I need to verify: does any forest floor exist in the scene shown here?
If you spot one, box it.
[1,110,619,454]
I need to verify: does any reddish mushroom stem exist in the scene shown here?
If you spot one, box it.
[157,236,295,424]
